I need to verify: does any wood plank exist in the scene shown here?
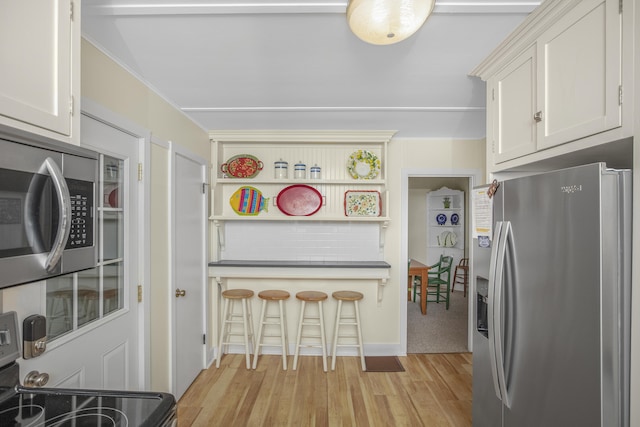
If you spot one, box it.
[178,354,472,426]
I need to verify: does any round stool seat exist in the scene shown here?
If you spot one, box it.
[258,290,290,301]
[222,289,254,299]
[332,290,363,301]
[296,291,328,302]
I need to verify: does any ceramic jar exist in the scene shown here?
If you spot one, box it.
[294,161,306,179]
[310,164,321,179]
[274,159,288,179]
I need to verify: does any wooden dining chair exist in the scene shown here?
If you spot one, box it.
[426,255,454,309]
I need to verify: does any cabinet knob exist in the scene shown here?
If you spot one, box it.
[175,288,186,298]
[534,111,543,122]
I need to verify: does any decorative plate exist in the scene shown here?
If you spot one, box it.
[229,186,269,216]
[221,154,264,178]
[436,213,447,225]
[276,185,323,216]
[347,150,380,179]
[437,231,457,247]
[344,190,381,217]
[450,213,460,225]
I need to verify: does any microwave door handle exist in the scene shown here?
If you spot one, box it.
[487,221,504,402]
[42,158,72,272]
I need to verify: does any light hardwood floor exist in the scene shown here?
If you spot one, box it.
[177,353,472,426]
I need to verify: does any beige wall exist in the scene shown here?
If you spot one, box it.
[82,38,209,392]
[378,137,484,345]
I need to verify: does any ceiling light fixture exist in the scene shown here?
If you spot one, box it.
[347,0,435,45]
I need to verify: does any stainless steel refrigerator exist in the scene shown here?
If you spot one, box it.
[472,163,631,427]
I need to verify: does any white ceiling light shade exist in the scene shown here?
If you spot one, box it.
[347,0,436,45]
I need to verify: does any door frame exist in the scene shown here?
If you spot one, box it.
[81,97,152,389]
[169,141,208,396]
[400,168,481,354]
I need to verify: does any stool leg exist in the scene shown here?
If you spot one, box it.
[354,300,366,371]
[331,300,343,371]
[252,299,268,370]
[292,301,306,370]
[318,301,327,372]
[216,297,230,368]
[241,297,251,369]
[279,299,288,370]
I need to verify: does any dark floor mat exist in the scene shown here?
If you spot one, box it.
[364,356,405,372]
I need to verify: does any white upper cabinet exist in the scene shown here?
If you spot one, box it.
[472,0,626,172]
[536,0,621,149]
[0,0,79,144]
[491,45,537,163]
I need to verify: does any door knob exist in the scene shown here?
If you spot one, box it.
[24,370,50,388]
[175,289,186,298]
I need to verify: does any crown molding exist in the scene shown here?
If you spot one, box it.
[208,129,397,143]
[85,1,539,16]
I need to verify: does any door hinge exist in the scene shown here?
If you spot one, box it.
[619,85,623,105]
[138,163,143,181]
[69,96,74,115]
[491,88,495,101]
[137,285,142,303]
[70,1,74,20]
[619,0,623,14]
[202,183,209,194]
[203,334,206,345]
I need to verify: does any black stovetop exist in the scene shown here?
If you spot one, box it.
[0,385,175,426]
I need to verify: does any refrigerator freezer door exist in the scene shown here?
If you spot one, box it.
[500,164,612,427]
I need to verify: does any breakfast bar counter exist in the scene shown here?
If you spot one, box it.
[209,260,391,302]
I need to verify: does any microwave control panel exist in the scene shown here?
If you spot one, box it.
[65,178,94,249]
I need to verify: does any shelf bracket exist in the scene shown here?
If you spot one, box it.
[379,220,389,248]
[213,220,225,251]
[377,278,388,305]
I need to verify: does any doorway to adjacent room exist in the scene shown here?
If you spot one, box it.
[400,170,480,354]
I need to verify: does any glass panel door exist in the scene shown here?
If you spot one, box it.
[46,154,126,340]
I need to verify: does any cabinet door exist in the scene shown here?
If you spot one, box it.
[491,45,537,164]
[0,0,72,136]
[537,0,621,149]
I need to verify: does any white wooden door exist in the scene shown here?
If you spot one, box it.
[18,115,141,390]
[172,144,207,399]
[537,0,621,149]
[0,0,72,136]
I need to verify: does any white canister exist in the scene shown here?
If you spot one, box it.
[294,161,306,179]
[310,164,321,179]
[274,159,288,179]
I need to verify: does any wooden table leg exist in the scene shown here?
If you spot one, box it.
[420,270,427,315]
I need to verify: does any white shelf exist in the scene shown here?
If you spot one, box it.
[427,187,465,266]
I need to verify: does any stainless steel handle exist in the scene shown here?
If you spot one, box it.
[534,111,543,122]
[43,158,72,272]
[492,221,513,409]
[175,289,186,298]
[24,370,50,388]
[487,221,504,402]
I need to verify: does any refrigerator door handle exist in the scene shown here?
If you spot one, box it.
[487,221,504,403]
[494,221,513,409]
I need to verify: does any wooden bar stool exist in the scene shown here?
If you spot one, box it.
[216,288,255,369]
[292,291,328,372]
[331,291,366,371]
[452,258,469,297]
[252,290,290,370]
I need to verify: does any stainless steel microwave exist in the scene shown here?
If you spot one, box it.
[0,136,98,288]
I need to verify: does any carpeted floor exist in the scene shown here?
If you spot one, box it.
[407,289,469,353]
